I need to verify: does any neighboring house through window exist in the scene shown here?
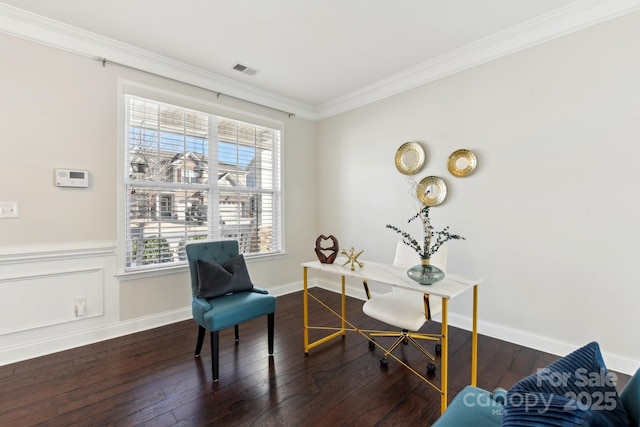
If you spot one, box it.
[122,92,282,271]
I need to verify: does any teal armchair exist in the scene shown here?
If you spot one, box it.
[186,240,276,382]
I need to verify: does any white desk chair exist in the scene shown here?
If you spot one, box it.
[362,242,446,372]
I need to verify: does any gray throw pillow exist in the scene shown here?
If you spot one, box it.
[196,254,254,299]
[223,254,254,293]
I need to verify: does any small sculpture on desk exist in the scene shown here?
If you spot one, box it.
[314,234,339,264]
[341,247,364,271]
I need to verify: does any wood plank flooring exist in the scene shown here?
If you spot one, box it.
[0,288,630,426]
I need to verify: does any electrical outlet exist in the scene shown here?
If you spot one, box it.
[74,297,87,317]
[0,202,19,219]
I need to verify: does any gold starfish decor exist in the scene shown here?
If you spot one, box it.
[341,247,364,271]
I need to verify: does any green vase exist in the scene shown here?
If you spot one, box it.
[407,258,444,285]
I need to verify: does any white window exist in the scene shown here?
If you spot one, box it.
[123,93,282,271]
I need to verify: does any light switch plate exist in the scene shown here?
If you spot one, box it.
[0,202,19,218]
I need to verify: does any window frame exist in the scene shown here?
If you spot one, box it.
[117,81,285,278]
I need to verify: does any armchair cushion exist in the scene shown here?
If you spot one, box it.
[196,254,254,299]
[503,341,630,426]
[201,290,276,331]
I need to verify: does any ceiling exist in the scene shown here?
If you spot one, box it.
[1,0,638,119]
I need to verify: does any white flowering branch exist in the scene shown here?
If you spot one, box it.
[386,205,465,259]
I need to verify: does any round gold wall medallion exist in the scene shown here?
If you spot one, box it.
[395,142,425,175]
[417,176,447,206]
[447,149,477,177]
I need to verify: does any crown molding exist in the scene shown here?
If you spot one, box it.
[2,0,640,121]
[0,3,318,120]
[314,0,640,120]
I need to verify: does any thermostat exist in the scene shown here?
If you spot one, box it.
[55,168,89,188]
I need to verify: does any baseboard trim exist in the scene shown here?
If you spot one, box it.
[447,312,639,376]
[0,280,302,366]
[311,279,638,375]
[4,279,637,376]
[0,307,191,366]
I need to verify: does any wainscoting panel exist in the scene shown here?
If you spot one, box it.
[0,267,104,335]
[0,241,119,366]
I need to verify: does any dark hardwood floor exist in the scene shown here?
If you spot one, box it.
[0,288,630,426]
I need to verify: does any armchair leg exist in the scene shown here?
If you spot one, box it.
[195,325,206,357]
[268,312,275,355]
[210,330,219,382]
[234,324,239,343]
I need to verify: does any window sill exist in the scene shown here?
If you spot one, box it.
[116,251,286,281]
[116,264,190,281]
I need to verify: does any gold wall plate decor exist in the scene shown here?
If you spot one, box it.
[417,176,447,206]
[447,149,477,177]
[395,141,425,175]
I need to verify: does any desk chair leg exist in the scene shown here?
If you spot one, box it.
[195,325,206,357]
[268,312,275,355]
[211,330,220,382]
[234,325,239,343]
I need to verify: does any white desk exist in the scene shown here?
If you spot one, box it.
[302,259,481,413]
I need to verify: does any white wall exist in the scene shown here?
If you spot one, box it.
[316,12,640,374]
[0,33,317,364]
[2,9,639,375]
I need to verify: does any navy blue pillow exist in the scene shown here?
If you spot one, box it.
[196,254,254,298]
[503,342,630,426]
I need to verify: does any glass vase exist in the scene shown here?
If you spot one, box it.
[407,258,444,285]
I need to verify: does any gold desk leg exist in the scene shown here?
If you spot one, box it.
[303,268,347,352]
[441,297,449,414]
[341,275,346,335]
[471,284,478,386]
[303,266,309,354]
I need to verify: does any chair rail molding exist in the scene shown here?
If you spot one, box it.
[0,241,116,264]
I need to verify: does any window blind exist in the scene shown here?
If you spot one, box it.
[124,94,282,271]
